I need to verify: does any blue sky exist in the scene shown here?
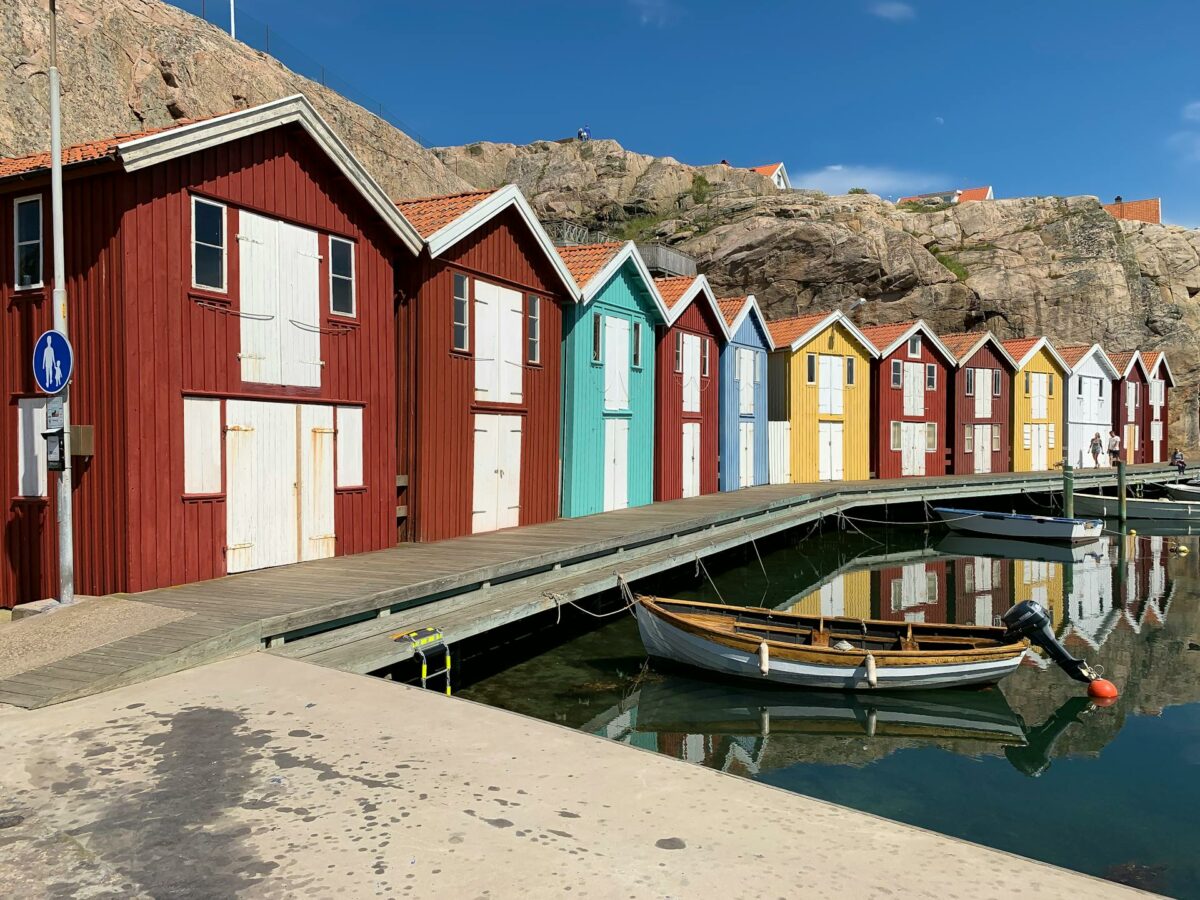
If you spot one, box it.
[214,0,1200,224]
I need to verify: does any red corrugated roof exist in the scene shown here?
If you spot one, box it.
[716,296,748,327]
[655,276,697,311]
[766,311,834,347]
[556,242,624,288]
[860,321,917,354]
[395,190,498,238]
[938,331,988,362]
[0,116,212,179]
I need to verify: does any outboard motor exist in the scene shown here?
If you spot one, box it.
[1001,600,1099,685]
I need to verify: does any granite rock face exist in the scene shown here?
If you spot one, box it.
[1,0,469,199]
[439,139,1200,445]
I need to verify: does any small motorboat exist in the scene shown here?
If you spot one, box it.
[1162,482,1200,502]
[1074,491,1200,521]
[635,595,1102,692]
[934,507,1103,544]
[936,533,1105,566]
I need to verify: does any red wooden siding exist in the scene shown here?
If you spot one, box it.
[871,560,950,622]
[0,124,402,606]
[401,207,569,543]
[870,338,951,479]
[949,555,1012,625]
[1112,364,1147,464]
[654,299,722,501]
[949,343,1012,474]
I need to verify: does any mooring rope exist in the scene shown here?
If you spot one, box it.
[750,537,769,585]
[695,553,727,605]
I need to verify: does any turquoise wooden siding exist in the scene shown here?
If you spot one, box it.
[718,307,770,490]
[561,261,660,517]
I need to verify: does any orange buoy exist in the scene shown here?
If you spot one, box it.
[1088,678,1119,700]
[1091,695,1119,709]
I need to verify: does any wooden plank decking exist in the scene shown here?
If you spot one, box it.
[0,465,1178,708]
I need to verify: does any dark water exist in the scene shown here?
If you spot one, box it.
[461,520,1200,896]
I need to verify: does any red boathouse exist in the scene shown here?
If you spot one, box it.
[652,275,728,500]
[395,186,577,541]
[940,331,1016,475]
[1109,351,1149,464]
[860,321,954,479]
[0,96,422,607]
[1143,351,1174,463]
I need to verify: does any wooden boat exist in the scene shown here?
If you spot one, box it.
[1162,482,1200,501]
[1074,491,1200,521]
[934,506,1102,544]
[635,596,1031,691]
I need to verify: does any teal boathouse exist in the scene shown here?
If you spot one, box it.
[558,242,669,517]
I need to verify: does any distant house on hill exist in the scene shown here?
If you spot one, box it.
[749,162,791,190]
[898,186,994,206]
[1103,197,1161,225]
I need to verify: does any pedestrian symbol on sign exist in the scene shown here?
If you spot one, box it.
[32,329,73,395]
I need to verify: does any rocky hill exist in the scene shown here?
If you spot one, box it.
[2,0,469,199]
[437,139,1200,445]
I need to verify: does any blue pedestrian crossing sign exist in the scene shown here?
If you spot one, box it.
[33,330,73,394]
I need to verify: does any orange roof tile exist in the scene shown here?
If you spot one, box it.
[555,242,624,288]
[938,331,988,362]
[860,321,917,354]
[1001,337,1041,365]
[0,117,213,179]
[394,189,498,238]
[716,296,748,327]
[1108,351,1138,374]
[750,163,783,177]
[766,311,834,347]
[957,186,993,202]
[1056,343,1093,367]
[654,275,697,311]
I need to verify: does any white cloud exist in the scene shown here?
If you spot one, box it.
[1183,101,1200,122]
[869,2,915,21]
[933,115,945,126]
[792,164,949,197]
[628,0,677,26]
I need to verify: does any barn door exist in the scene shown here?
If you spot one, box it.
[819,422,844,481]
[1031,373,1049,419]
[739,421,755,488]
[681,422,701,498]
[737,348,755,415]
[903,363,925,416]
[496,416,523,529]
[226,400,299,574]
[819,577,845,617]
[279,221,323,388]
[472,414,500,533]
[603,417,629,512]
[974,369,993,418]
[298,404,336,562]
[498,286,524,404]
[238,211,281,385]
[604,317,630,411]
[681,334,701,413]
[1031,424,1048,471]
[973,424,992,474]
[901,423,925,476]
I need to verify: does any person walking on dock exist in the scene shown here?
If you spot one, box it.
[1107,431,1121,465]
[1089,432,1103,467]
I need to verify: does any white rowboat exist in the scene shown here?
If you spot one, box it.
[1074,492,1200,521]
[934,507,1103,544]
[1162,482,1200,502]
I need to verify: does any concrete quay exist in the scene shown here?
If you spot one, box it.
[0,654,1147,899]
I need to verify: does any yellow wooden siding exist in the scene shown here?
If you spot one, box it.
[786,568,872,617]
[1012,558,1064,630]
[783,322,872,483]
[1011,347,1066,472]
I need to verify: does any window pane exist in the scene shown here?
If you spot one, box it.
[845,357,854,385]
[593,314,602,362]
[331,277,354,315]
[331,239,353,278]
[632,322,642,367]
[453,323,468,351]
[806,354,815,383]
[17,199,41,243]
[194,200,223,247]
[453,274,469,306]
[16,244,41,288]
[194,244,224,290]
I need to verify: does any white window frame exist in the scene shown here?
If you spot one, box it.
[891,359,902,388]
[963,424,974,453]
[1048,422,1056,448]
[593,313,604,364]
[925,422,937,452]
[13,194,43,291]
[754,350,762,383]
[632,321,643,369]
[806,353,816,384]
[526,295,541,365]
[889,421,901,451]
[701,337,710,377]
[674,331,683,373]
[992,424,1001,451]
[925,363,936,391]
[336,406,365,488]
[965,368,975,396]
[845,355,854,386]
[190,196,227,293]
[329,236,356,318]
[17,397,48,498]
[452,273,471,353]
[907,335,921,358]
[992,369,1002,397]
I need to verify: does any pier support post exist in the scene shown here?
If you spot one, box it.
[1063,464,1074,519]
[1117,460,1128,522]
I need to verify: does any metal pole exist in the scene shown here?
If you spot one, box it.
[48,1,75,605]
[1117,459,1127,523]
[229,0,236,39]
[1062,463,1074,518]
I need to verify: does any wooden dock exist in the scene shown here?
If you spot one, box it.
[0,465,1178,708]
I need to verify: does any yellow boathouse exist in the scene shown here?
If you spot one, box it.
[1002,337,1068,473]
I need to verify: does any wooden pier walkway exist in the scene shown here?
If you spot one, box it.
[0,465,1179,708]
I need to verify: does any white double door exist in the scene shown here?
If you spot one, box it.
[1029,423,1049,471]
[818,422,844,481]
[474,281,524,404]
[973,424,992,473]
[239,211,322,387]
[738,421,755,488]
[603,418,629,512]
[472,414,523,534]
[226,400,335,574]
[900,422,926,477]
[681,422,701,498]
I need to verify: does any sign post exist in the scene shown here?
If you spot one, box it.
[46,0,76,605]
